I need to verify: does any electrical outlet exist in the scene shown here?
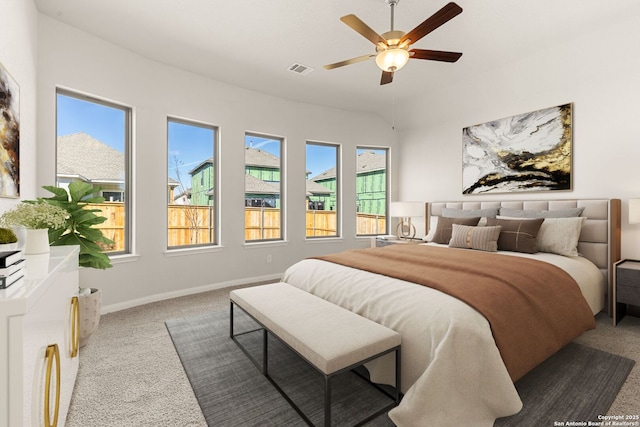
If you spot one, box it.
[266,254,272,263]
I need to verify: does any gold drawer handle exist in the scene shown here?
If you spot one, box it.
[70,296,80,358]
[44,344,61,427]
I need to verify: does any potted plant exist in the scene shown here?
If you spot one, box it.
[0,227,18,250]
[40,182,115,346]
[0,202,68,254]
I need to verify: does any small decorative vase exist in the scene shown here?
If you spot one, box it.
[23,229,50,255]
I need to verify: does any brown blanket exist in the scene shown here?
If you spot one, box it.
[314,244,596,381]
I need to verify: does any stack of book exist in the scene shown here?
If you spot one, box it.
[0,250,25,290]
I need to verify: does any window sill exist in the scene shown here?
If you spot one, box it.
[305,237,344,244]
[108,253,141,265]
[243,240,289,249]
[164,245,223,257]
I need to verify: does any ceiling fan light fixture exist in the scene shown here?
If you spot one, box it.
[375,48,410,72]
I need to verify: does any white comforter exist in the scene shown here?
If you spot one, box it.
[281,249,604,426]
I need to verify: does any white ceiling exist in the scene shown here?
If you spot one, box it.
[34,0,639,120]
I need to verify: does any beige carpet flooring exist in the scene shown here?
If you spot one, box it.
[66,286,640,426]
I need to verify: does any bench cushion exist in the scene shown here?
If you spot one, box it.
[230,282,401,375]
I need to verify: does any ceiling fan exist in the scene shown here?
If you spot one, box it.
[324,1,463,85]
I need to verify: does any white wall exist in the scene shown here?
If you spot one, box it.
[36,15,399,310]
[0,0,38,210]
[397,10,640,258]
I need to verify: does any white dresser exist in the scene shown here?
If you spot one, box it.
[0,246,80,427]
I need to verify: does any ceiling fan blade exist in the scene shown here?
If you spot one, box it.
[380,71,394,85]
[324,54,375,70]
[410,49,462,62]
[400,2,463,46]
[341,14,387,46]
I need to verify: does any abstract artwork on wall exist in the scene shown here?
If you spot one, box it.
[462,103,572,195]
[0,61,20,198]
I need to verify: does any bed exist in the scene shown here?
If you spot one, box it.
[282,199,621,426]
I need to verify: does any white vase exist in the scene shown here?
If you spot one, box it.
[23,229,50,255]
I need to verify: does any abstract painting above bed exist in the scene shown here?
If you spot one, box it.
[462,103,572,194]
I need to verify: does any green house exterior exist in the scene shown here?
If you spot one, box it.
[244,147,281,208]
[189,148,283,208]
[245,164,280,183]
[309,151,387,215]
[355,169,387,215]
[189,159,215,206]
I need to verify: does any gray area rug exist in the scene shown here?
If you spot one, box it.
[166,310,634,427]
[496,340,635,426]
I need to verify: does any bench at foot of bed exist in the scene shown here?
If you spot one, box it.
[230,282,402,427]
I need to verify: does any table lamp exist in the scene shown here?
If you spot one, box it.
[389,202,424,239]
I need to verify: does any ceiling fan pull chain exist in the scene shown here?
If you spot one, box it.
[392,82,396,131]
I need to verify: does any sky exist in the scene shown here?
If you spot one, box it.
[56,93,370,189]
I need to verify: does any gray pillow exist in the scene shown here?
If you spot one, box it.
[441,207,499,218]
[499,207,584,218]
[431,216,481,244]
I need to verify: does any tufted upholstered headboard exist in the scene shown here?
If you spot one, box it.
[426,199,621,315]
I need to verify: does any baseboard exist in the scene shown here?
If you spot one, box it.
[101,273,284,315]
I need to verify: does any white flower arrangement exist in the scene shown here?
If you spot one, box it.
[0,201,68,230]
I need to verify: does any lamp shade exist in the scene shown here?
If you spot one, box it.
[375,48,410,72]
[389,202,424,218]
[630,199,640,224]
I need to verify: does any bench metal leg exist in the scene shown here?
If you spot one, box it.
[324,376,331,427]
[263,329,268,377]
[395,347,402,404]
[229,301,234,338]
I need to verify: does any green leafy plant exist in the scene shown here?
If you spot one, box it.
[41,182,114,269]
[0,227,17,244]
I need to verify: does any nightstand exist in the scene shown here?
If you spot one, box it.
[372,237,424,248]
[613,259,640,325]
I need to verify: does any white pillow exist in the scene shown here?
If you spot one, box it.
[536,217,586,257]
[424,216,438,241]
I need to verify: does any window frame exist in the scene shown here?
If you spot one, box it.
[244,132,285,243]
[355,146,390,237]
[167,116,220,250]
[305,141,341,239]
[55,88,132,255]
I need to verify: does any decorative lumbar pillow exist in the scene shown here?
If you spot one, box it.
[431,217,481,244]
[486,217,544,254]
[499,207,585,218]
[449,224,502,252]
[536,217,586,257]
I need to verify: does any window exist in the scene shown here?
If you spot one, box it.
[102,191,124,202]
[56,90,131,254]
[355,147,388,236]
[167,118,218,248]
[306,142,339,238]
[245,133,283,241]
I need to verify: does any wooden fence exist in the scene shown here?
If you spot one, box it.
[89,203,386,251]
